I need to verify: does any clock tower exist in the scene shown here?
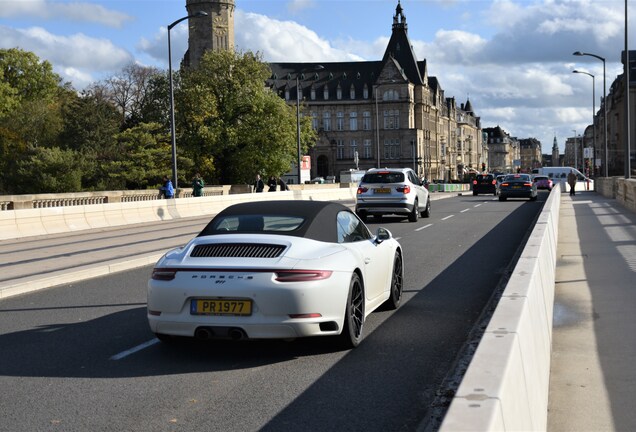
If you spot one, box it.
[183,0,235,68]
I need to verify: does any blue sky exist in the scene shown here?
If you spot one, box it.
[0,0,632,154]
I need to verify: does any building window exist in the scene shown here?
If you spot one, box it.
[311,112,318,130]
[323,112,331,131]
[382,89,399,101]
[311,87,316,100]
[336,111,344,131]
[384,139,400,159]
[350,139,358,159]
[363,85,369,99]
[285,88,290,101]
[336,85,342,100]
[336,139,345,159]
[350,85,355,99]
[383,110,399,130]
[349,112,358,131]
[323,86,329,100]
[363,139,373,159]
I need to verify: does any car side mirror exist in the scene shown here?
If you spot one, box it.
[375,227,392,244]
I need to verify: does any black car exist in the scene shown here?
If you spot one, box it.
[498,174,538,201]
[472,174,497,196]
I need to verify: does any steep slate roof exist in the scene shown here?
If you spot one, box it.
[267,1,426,97]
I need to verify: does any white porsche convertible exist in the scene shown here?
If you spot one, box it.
[147,200,403,348]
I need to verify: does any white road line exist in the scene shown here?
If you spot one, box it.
[415,224,433,231]
[110,338,160,360]
[460,209,470,213]
[474,204,482,207]
[441,215,454,221]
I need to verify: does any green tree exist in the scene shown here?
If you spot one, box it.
[14,146,83,193]
[0,48,64,193]
[106,122,191,190]
[178,49,316,184]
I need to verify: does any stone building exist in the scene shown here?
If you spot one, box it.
[483,126,518,173]
[183,0,235,68]
[519,138,542,172]
[266,2,482,182]
[184,0,482,182]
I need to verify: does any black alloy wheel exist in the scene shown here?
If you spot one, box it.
[421,197,431,218]
[383,252,403,310]
[338,273,365,349]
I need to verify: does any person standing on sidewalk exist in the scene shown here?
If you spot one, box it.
[192,173,204,197]
[160,176,174,199]
[253,174,264,192]
[567,170,577,196]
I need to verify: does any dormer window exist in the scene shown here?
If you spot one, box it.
[350,84,355,99]
[336,85,342,100]
[323,85,329,100]
[311,87,316,100]
[363,85,369,99]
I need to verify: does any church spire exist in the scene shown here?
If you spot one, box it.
[393,0,407,32]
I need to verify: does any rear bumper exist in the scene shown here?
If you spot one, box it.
[355,202,414,215]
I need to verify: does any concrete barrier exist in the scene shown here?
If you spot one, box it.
[0,186,358,241]
[439,183,561,431]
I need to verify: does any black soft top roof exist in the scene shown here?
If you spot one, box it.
[198,200,353,243]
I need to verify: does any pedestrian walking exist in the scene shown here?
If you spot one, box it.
[267,176,277,192]
[192,173,204,197]
[253,174,264,193]
[160,176,174,199]
[567,170,577,196]
[278,177,290,191]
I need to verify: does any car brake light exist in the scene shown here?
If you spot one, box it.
[275,270,333,282]
[501,182,509,187]
[524,183,532,187]
[289,313,323,318]
[152,268,177,281]
[491,180,496,185]
[357,186,368,194]
[396,185,411,193]
[472,180,477,185]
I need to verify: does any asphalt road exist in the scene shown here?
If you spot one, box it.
[0,193,547,432]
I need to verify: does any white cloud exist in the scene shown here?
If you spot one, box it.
[0,25,132,88]
[0,0,132,28]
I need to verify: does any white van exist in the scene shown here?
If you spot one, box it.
[531,167,594,190]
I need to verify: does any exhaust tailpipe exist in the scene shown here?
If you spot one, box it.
[229,329,245,340]
[195,327,213,340]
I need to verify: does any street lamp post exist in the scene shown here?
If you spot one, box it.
[296,75,301,184]
[572,69,595,177]
[373,81,397,169]
[572,129,578,170]
[168,11,207,191]
[574,51,607,176]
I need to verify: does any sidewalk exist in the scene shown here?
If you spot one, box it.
[548,190,636,431]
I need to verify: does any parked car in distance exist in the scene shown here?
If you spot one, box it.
[355,167,430,222]
[147,200,404,349]
[533,175,553,191]
[498,174,538,201]
[309,177,325,184]
[472,173,497,196]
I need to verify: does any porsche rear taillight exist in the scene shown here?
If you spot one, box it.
[151,268,177,281]
[275,270,333,282]
[357,187,368,194]
[396,185,411,193]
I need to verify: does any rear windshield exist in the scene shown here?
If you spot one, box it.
[361,172,405,183]
[209,215,305,233]
[476,175,494,181]
[534,176,549,181]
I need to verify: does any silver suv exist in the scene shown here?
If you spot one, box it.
[355,168,430,222]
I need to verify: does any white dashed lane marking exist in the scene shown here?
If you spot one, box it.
[441,215,454,221]
[110,338,160,360]
[415,224,433,231]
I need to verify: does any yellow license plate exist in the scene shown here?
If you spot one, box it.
[190,299,252,316]
[374,188,391,194]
